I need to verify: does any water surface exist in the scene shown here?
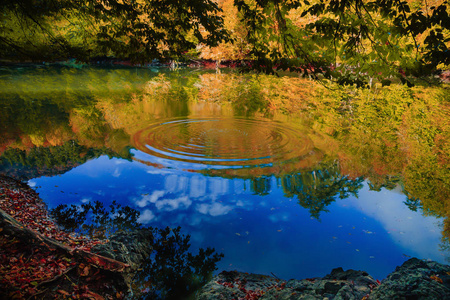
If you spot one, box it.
[1,65,449,281]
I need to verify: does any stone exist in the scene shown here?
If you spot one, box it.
[196,258,450,299]
[92,228,153,271]
[196,267,378,300]
[370,258,450,300]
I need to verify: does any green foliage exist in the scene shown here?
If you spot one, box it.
[280,161,364,219]
[135,226,224,300]
[50,200,141,239]
[235,0,450,86]
[50,201,224,299]
[0,0,230,61]
[0,140,132,180]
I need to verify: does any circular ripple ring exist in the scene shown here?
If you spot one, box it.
[132,117,314,168]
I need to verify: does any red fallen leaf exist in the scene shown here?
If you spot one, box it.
[82,291,104,300]
[376,279,381,285]
[430,275,443,284]
[58,289,70,295]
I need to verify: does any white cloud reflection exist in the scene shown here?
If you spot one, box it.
[134,190,192,211]
[341,184,444,262]
[135,190,165,207]
[197,202,232,216]
[138,209,156,224]
[154,196,192,211]
[112,168,121,177]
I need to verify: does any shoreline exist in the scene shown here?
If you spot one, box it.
[1,175,450,299]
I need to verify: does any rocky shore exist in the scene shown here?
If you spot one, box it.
[196,258,450,300]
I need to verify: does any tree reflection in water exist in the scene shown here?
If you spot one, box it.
[50,202,224,299]
[280,161,364,219]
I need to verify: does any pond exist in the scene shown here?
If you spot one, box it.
[1,65,449,282]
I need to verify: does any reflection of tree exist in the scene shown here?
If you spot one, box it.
[134,226,223,300]
[312,83,450,256]
[403,195,423,213]
[50,200,141,239]
[50,201,223,299]
[367,175,401,192]
[0,140,132,180]
[280,161,364,219]
[251,176,271,196]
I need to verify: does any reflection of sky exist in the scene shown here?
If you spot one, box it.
[29,155,448,280]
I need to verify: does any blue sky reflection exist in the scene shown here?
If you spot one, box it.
[29,154,447,280]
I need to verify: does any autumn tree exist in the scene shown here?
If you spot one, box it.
[234,0,450,86]
[0,0,230,61]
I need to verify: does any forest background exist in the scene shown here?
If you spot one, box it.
[1,0,449,87]
[1,1,450,298]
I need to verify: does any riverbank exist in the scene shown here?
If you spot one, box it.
[1,174,450,299]
[197,258,450,299]
[0,175,130,299]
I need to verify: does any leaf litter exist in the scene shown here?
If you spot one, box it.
[0,176,126,299]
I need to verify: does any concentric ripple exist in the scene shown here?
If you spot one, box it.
[132,117,315,170]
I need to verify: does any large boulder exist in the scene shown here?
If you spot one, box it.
[196,267,378,300]
[370,258,450,300]
[196,258,450,299]
[92,229,153,271]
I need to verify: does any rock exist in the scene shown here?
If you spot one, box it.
[370,258,450,300]
[196,270,285,300]
[196,258,450,300]
[91,228,153,297]
[91,228,153,271]
[196,267,378,300]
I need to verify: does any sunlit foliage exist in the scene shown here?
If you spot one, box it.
[234,0,450,85]
[0,0,229,62]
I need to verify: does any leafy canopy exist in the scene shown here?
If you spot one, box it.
[1,0,449,85]
[234,0,450,86]
[0,0,230,61]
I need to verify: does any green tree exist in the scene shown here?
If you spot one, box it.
[280,161,364,219]
[234,0,450,86]
[0,0,230,61]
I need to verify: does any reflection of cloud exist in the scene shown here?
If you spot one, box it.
[190,176,207,198]
[94,190,105,196]
[165,175,188,193]
[135,190,165,207]
[232,180,246,195]
[209,178,229,196]
[81,198,91,204]
[236,200,245,207]
[197,202,232,216]
[268,212,290,223]
[154,196,192,211]
[134,190,192,212]
[343,184,444,262]
[138,209,155,224]
[146,169,172,175]
[112,168,121,177]
[28,180,36,187]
